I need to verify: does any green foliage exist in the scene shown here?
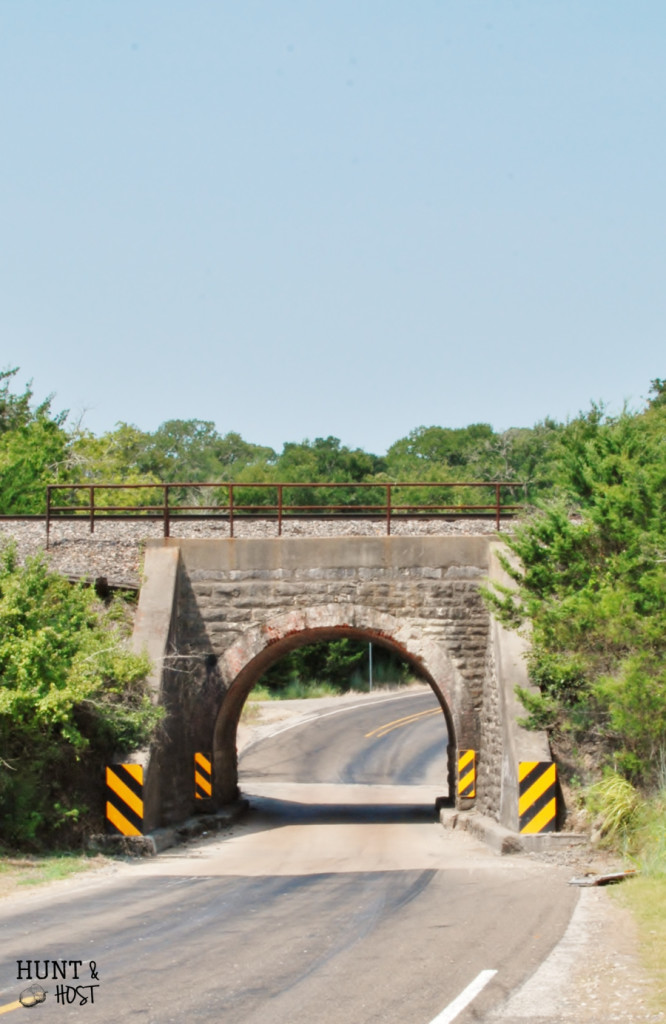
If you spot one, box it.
[261,638,366,693]
[65,420,277,512]
[0,369,70,514]
[648,378,666,409]
[0,544,158,848]
[385,424,495,476]
[260,639,411,696]
[594,657,666,780]
[486,397,666,787]
[276,435,383,482]
[384,420,562,497]
[141,420,276,482]
[472,420,562,490]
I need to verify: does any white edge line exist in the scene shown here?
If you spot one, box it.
[429,969,497,1024]
[261,691,437,741]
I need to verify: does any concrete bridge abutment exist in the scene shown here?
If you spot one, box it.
[130,534,550,836]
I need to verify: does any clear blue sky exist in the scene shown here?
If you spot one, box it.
[2,2,664,455]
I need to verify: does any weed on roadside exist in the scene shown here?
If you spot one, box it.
[0,852,108,899]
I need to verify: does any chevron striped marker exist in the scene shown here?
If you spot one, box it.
[519,761,557,833]
[458,749,476,799]
[194,752,212,800]
[105,764,144,836]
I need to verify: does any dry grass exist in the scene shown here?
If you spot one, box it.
[618,876,666,1011]
[0,853,108,900]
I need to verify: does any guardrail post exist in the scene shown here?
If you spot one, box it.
[277,484,283,536]
[386,484,392,535]
[229,484,234,538]
[495,483,501,531]
[89,487,95,534]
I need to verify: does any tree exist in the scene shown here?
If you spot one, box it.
[485,399,666,786]
[385,424,495,478]
[269,437,385,511]
[260,638,411,694]
[0,368,70,514]
[647,378,666,409]
[275,436,383,482]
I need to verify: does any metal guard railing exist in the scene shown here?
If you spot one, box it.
[45,480,524,546]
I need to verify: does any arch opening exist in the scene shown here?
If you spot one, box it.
[213,625,457,809]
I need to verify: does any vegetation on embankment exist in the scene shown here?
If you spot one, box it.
[0,543,159,850]
[484,382,666,794]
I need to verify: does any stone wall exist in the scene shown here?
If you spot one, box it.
[133,535,544,831]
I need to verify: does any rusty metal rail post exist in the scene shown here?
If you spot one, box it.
[495,483,501,532]
[277,484,283,537]
[46,486,52,549]
[386,483,392,536]
[229,484,234,538]
[164,485,170,538]
[89,487,95,535]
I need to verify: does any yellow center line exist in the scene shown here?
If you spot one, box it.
[365,707,441,739]
[0,1000,22,1016]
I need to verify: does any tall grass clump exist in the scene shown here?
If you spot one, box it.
[586,770,641,849]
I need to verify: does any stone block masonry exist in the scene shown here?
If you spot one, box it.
[132,535,547,832]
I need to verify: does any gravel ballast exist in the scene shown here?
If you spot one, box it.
[0,516,506,589]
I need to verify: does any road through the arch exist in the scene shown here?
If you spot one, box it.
[239,688,449,788]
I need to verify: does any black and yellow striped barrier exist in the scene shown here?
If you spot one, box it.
[519,761,557,833]
[194,752,212,800]
[105,764,144,836]
[457,749,476,800]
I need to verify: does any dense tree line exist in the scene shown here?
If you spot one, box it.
[0,365,567,517]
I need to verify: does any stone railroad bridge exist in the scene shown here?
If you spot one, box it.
[131,535,551,835]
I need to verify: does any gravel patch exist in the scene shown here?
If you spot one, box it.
[0,516,507,589]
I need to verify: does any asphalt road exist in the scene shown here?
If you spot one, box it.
[240,689,449,787]
[0,690,579,1023]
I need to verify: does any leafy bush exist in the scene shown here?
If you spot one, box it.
[484,400,666,787]
[0,543,158,848]
[0,368,69,514]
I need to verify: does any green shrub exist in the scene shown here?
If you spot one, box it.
[0,543,158,848]
[484,401,666,789]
